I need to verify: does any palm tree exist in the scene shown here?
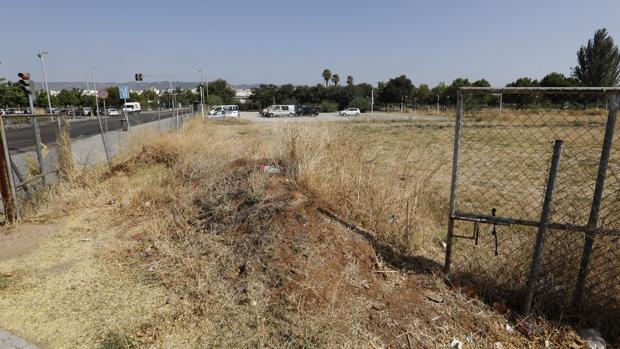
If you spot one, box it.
[347,75,354,86]
[322,69,332,87]
[332,74,340,86]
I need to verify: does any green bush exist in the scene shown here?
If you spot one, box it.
[349,96,370,112]
[320,100,339,113]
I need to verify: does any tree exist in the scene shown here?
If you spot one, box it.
[472,79,491,88]
[322,69,332,87]
[540,72,579,107]
[56,88,81,108]
[445,78,472,103]
[350,96,370,112]
[105,86,121,107]
[0,81,28,108]
[207,79,236,104]
[470,79,492,106]
[573,28,620,86]
[379,75,414,107]
[346,75,354,86]
[331,74,340,86]
[540,72,578,87]
[250,84,278,107]
[506,77,540,107]
[415,84,431,105]
[35,90,53,108]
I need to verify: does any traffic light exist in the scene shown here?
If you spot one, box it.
[17,72,34,96]
[135,73,143,81]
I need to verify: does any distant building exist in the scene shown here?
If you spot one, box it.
[234,89,252,104]
[82,89,98,96]
[49,90,60,96]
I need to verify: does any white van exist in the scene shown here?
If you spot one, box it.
[208,105,239,118]
[266,105,295,118]
[122,102,142,114]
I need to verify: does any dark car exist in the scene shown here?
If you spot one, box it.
[295,106,319,117]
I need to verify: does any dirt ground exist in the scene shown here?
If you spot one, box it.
[0,118,598,348]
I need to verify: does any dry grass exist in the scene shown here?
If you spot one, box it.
[0,117,599,348]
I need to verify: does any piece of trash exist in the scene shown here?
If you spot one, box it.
[440,241,447,250]
[450,338,463,349]
[425,292,444,304]
[260,164,282,174]
[493,342,503,349]
[505,323,515,333]
[79,237,92,242]
[2,272,13,277]
[579,328,606,349]
[545,339,552,348]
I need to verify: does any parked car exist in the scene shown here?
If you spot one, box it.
[339,108,361,116]
[81,107,92,116]
[208,105,239,118]
[107,108,121,116]
[295,106,319,117]
[266,105,295,118]
[60,109,75,117]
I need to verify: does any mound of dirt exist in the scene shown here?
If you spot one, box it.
[159,159,582,348]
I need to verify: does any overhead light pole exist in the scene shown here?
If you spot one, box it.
[198,69,204,119]
[91,66,99,117]
[37,51,53,114]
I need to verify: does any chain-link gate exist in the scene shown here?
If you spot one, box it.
[444,87,619,336]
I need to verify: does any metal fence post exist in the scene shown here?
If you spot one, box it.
[523,139,564,314]
[31,116,47,186]
[95,109,111,167]
[0,116,18,222]
[572,93,619,307]
[444,90,465,274]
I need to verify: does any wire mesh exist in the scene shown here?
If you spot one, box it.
[3,115,60,200]
[448,88,620,337]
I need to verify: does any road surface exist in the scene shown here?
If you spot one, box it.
[4,110,178,152]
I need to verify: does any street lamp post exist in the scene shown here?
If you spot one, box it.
[37,51,52,114]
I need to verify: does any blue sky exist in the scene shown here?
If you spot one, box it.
[1,0,619,86]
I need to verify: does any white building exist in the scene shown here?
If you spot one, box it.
[234,89,252,103]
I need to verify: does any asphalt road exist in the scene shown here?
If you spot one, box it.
[4,110,178,152]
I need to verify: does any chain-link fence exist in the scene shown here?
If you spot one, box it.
[0,107,195,220]
[444,87,619,337]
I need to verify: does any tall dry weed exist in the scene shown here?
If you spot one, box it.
[275,124,448,252]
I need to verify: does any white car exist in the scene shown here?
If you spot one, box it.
[107,108,121,116]
[208,105,239,118]
[266,105,295,118]
[339,108,361,116]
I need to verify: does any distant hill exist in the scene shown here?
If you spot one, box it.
[38,82,260,90]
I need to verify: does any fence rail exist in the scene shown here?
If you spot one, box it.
[444,87,619,337]
[0,107,195,222]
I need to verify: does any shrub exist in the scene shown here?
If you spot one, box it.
[320,100,338,112]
